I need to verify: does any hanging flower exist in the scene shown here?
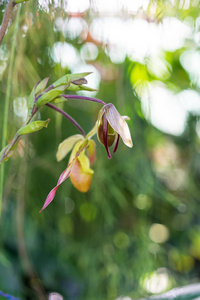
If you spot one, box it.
[40,103,132,212]
[96,103,133,158]
[40,135,96,212]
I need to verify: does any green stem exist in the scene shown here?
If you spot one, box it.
[0,5,21,216]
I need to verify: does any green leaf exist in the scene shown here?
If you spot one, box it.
[35,85,68,107]
[35,77,49,95]
[52,72,92,88]
[18,119,50,135]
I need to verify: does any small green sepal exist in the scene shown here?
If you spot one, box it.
[35,85,68,107]
[18,119,50,135]
[35,77,49,95]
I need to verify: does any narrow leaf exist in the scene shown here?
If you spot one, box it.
[18,119,50,135]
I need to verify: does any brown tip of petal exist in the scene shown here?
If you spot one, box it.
[72,78,88,85]
[70,159,93,192]
[127,139,133,148]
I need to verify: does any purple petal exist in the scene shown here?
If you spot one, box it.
[40,141,89,212]
[113,134,120,153]
[102,114,111,159]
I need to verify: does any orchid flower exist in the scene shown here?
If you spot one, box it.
[40,134,96,212]
[40,102,132,212]
[96,103,133,158]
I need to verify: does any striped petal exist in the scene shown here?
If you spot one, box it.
[39,161,74,212]
[40,141,88,212]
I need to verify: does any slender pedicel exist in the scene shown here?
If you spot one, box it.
[46,103,86,137]
[61,95,106,106]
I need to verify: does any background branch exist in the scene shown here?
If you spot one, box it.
[0,0,16,45]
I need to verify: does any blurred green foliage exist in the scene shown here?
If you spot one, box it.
[0,0,200,299]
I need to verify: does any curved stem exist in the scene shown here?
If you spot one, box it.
[46,103,86,137]
[0,0,16,45]
[61,95,106,106]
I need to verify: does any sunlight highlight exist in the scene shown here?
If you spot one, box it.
[142,268,170,294]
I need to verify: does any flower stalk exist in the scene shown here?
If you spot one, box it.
[61,95,106,105]
[46,103,86,137]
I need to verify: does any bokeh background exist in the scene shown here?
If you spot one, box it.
[0,0,200,299]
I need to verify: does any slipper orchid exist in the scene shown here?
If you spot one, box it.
[40,102,132,212]
[40,135,96,212]
[96,103,133,158]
